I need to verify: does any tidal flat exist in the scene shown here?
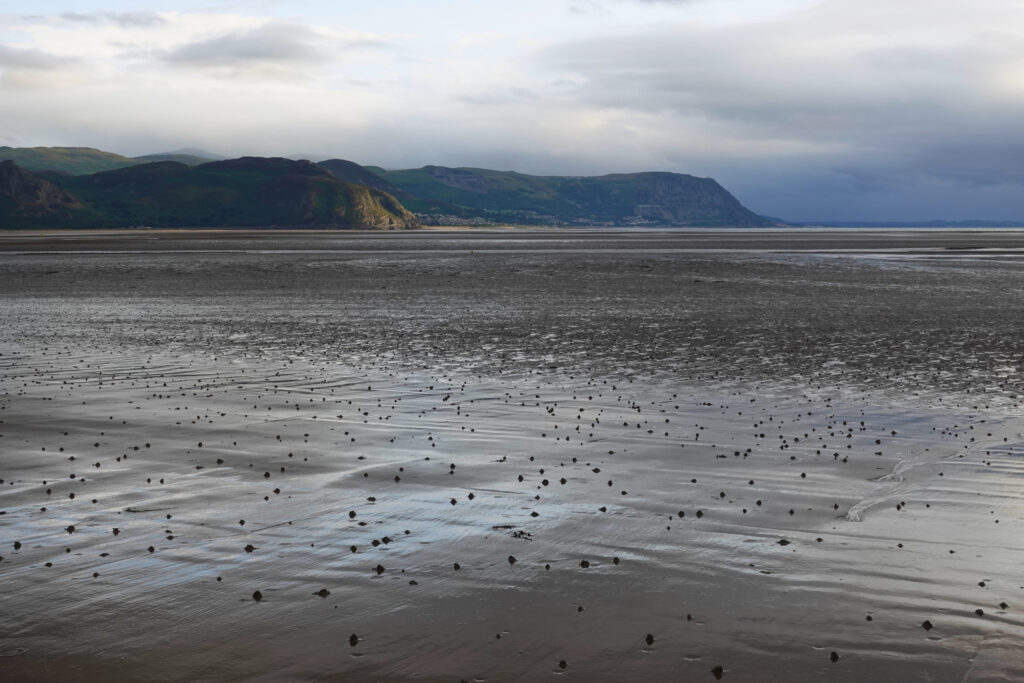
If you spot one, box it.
[2,229,1024,681]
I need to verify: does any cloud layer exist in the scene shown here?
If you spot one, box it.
[1,1,1022,221]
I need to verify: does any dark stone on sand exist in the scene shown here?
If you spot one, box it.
[453,562,461,571]
[580,560,590,568]
[1000,602,1009,609]
[711,664,724,679]
[314,588,330,598]
[508,555,517,565]
[922,620,933,630]
[613,557,620,565]
[975,609,984,616]
[645,633,655,646]
[350,633,359,647]
[777,539,791,546]
[13,541,21,550]
[244,544,256,553]
[252,590,262,601]
[559,660,567,670]
[147,546,155,553]
[375,564,384,575]
[830,651,839,663]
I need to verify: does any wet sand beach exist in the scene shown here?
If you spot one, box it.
[2,229,1024,681]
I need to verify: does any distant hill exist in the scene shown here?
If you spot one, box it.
[359,165,771,226]
[319,159,408,197]
[163,147,226,160]
[0,161,96,227]
[1,146,773,227]
[0,146,217,175]
[133,153,214,166]
[0,157,419,229]
[0,146,139,175]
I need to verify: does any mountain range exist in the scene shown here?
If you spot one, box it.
[0,146,220,176]
[0,146,772,229]
[0,157,418,229]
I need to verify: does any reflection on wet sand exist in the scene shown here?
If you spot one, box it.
[2,230,1024,681]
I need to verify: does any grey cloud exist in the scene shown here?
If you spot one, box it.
[538,20,1024,191]
[0,45,74,70]
[60,11,166,27]
[455,86,538,106]
[569,1,607,14]
[164,23,328,68]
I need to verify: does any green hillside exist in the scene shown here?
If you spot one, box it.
[1,146,771,227]
[318,159,407,197]
[0,146,139,175]
[364,165,771,226]
[0,157,419,229]
[0,146,215,175]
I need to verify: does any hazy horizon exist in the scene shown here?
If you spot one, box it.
[3,1,1023,222]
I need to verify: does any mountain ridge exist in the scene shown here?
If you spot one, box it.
[0,146,775,228]
[350,164,770,226]
[0,146,217,175]
[0,158,419,229]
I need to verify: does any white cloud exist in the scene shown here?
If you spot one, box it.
[1,1,1023,220]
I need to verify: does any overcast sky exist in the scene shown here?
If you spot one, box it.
[2,0,1023,221]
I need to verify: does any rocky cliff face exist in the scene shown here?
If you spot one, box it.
[0,161,84,224]
[623,173,764,225]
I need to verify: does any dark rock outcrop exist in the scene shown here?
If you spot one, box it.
[0,161,87,227]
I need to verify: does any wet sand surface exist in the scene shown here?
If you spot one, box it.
[2,229,1024,681]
